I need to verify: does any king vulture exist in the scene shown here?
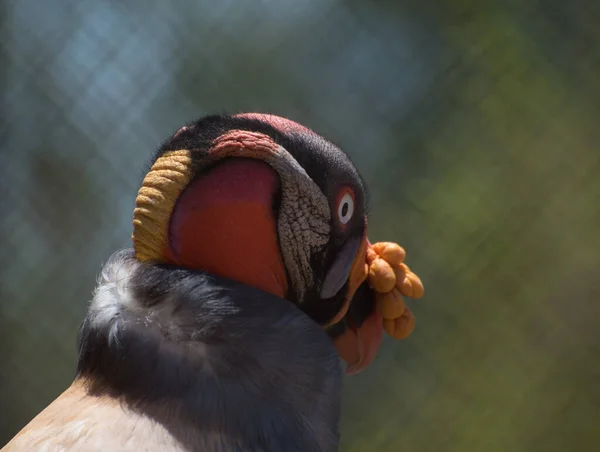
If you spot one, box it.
[2,113,423,452]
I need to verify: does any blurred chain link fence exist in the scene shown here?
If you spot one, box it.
[2,0,600,450]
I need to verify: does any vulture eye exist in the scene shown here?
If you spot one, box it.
[337,191,355,225]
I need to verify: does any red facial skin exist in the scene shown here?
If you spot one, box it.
[166,158,382,375]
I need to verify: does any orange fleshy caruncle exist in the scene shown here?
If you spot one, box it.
[365,240,424,340]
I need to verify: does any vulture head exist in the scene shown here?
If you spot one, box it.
[131,113,384,375]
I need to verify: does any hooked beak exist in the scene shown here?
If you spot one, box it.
[326,236,384,375]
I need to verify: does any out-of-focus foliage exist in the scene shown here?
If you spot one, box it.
[1,0,599,450]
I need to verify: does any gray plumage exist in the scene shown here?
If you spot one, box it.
[76,249,343,452]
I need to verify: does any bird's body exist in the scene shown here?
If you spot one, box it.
[5,250,342,451]
[3,113,423,451]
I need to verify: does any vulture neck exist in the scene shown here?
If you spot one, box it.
[76,249,342,451]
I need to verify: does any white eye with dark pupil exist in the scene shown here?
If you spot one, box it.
[337,193,354,225]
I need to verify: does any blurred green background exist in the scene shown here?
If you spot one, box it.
[1,0,599,450]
